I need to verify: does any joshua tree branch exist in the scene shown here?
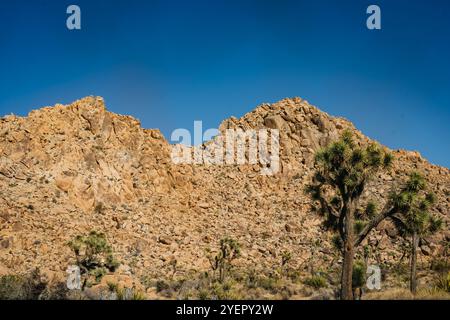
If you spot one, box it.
[354,206,397,247]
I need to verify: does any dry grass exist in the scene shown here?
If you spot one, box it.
[365,287,450,300]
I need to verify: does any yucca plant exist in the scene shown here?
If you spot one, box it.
[207,237,240,283]
[305,130,399,300]
[390,172,442,294]
[68,231,119,289]
[352,260,367,300]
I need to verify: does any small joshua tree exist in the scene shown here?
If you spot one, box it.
[68,231,119,289]
[207,237,240,283]
[280,250,292,276]
[305,130,400,300]
[390,172,442,294]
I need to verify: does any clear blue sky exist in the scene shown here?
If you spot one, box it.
[0,0,449,167]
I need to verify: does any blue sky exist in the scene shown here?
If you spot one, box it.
[0,0,449,167]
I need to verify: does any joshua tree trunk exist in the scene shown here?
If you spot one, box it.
[410,232,419,294]
[341,236,355,300]
[341,203,355,300]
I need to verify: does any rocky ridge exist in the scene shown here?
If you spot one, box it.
[0,96,448,296]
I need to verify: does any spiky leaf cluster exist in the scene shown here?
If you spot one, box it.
[68,231,119,278]
[207,237,240,283]
[391,172,442,237]
[305,130,392,230]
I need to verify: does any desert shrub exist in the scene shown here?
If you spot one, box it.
[209,280,241,300]
[285,269,301,283]
[154,279,184,298]
[256,276,277,292]
[0,275,29,300]
[331,234,343,252]
[365,287,450,300]
[391,262,410,283]
[173,273,240,300]
[281,251,292,267]
[352,260,366,300]
[434,271,450,293]
[39,281,69,300]
[130,290,146,300]
[139,275,157,290]
[352,260,366,289]
[114,286,146,300]
[245,269,259,289]
[104,281,146,300]
[198,288,210,300]
[0,269,47,300]
[430,257,449,273]
[156,280,170,293]
[107,281,118,292]
[243,270,283,295]
[365,201,377,218]
[304,275,327,289]
[280,251,293,278]
[68,231,119,288]
[354,220,367,235]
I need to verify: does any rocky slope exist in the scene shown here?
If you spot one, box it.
[0,96,448,296]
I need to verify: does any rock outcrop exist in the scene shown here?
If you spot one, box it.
[0,96,448,289]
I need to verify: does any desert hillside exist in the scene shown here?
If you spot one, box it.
[0,96,448,299]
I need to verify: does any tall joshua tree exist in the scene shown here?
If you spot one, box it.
[305,130,399,300]
[390,172,442,294]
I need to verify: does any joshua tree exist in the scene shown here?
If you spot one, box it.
[305,130,400,300]
[68,231,119,289]
[390,172,442,294]
[207,237,240,283]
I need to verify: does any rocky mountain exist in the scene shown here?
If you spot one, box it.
[0,96,448,298]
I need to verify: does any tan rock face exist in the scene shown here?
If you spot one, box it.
[0,96,448,285]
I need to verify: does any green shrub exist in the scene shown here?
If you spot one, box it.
[352,260,366,289]
[131,290,146,300]
[0,275,29,300]
[114,286,146,300]
[209,280,240,300]
[246,269,258,289]
[431,258,449,273]
[304,275,327,289]
[434,272,450,293]
[107,282,118,292]
[354,220,367,235]
[281,251,292,267]
[0,269,47,300]
[38,282,69,300]
[198,289,210,300]
[156,280,170,293]
[365,201,377,218]
[258,276,279,292]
